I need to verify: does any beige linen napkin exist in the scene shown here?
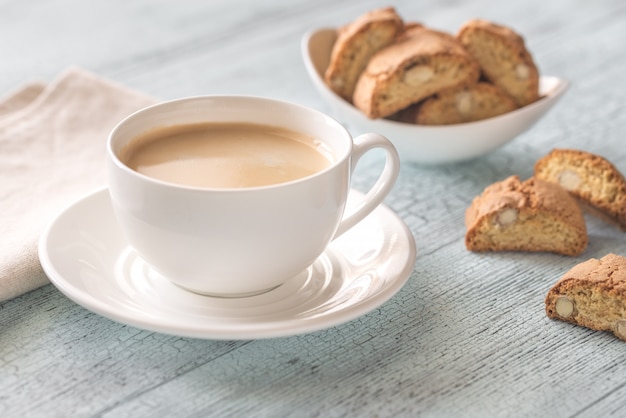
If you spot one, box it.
[0,68,156,301]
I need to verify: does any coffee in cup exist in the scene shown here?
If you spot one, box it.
[108,96,400,297]
[120,122,332,189]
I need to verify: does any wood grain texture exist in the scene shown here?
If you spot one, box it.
[1,0,626,417]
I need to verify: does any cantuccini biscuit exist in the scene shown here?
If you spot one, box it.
[457,19,539,107]
[353,26,480,119]
[545,253,626,341]
[534,149,626,230]
[324,7,404,102]
[465,175,587,256]
[397,82,517,125]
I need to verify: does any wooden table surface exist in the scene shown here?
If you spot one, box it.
[2,0,625,416]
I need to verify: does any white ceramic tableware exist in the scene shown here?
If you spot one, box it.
[107,96,400,297]
[38,188,416,339]
[301,28,570,165]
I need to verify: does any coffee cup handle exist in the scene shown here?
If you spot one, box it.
[333,133,400,239]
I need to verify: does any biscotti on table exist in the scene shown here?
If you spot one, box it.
[534,148,626,230]
[324,9,541,125]
[546,253,626,341]
[465,148,626,257]
[465,175,587,256]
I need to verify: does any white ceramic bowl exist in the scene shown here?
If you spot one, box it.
[301,28,570,165]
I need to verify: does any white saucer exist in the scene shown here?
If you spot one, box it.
[38,188,416,340]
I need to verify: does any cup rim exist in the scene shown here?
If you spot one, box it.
[107,95,353,192]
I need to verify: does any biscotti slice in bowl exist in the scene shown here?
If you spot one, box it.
[545,253,626,341]
[457,19,539,107]
[465,175,587,256]
[353,26,480,119]
[534,148,626,230]
[398,82,517,125]
[324,7,404,102]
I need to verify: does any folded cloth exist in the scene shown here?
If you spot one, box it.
[0,68,156,302]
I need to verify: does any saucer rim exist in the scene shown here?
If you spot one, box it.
[38,187,417,340]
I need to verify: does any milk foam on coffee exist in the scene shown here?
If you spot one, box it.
[121,122,332,188]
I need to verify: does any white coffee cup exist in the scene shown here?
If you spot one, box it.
[107,96,400,297]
